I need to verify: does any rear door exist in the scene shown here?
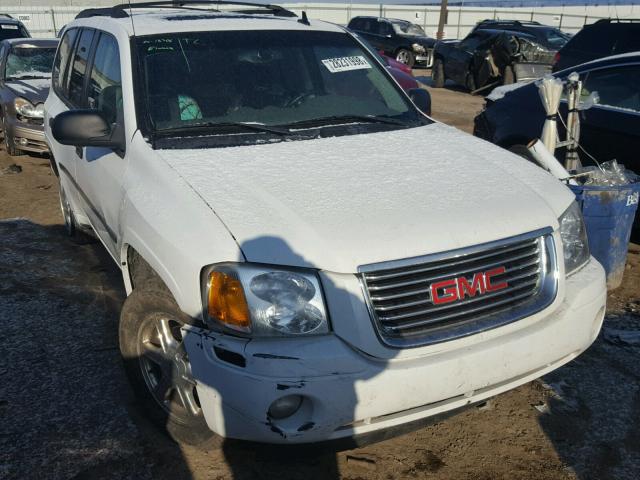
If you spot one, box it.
[578,64,640,174]
[74,30,127,259]
[45,27,81,209]
[446,33,482,84]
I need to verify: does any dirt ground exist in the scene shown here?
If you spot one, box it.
[1,74,639,480]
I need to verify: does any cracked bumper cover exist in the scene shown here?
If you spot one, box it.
[183,259,606,444]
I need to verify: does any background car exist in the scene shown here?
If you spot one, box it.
[347,16,435,68]
[379,53,420,92]
[474,52,640,238]
[432,25,566,91]
[354,34,422,95]
[0,14,30,41]
[0,38,57,155]
[552,18,640,72]
[471,19,570,49]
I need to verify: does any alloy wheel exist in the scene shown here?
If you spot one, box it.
[138,314,202,424]
[396,50,411,64]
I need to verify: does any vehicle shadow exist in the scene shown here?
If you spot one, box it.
[538,311,640,480]
[0,221,410,479]
[0,219,194,480]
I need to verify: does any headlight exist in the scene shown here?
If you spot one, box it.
[412,43,426,54]
[558,202,589,275]
[204,264,329,336]
[14,97,44,119]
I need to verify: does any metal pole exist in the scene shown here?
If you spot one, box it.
[50,8,57,36]
[436,0,448,40]
[423,7,427,33]
[559,13,563,30]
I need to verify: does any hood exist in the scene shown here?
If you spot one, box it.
[158,123,573,273]
[6,78,50,104]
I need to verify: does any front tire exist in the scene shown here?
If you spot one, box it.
[431,58,445,88]
[395,48,415,68]
[1,117,22,156]
[465,72,477,92]
[502,65,516,85]
[119,289,215,446]
[59,184,76,237]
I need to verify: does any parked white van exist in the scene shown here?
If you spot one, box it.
[45,2,606,446]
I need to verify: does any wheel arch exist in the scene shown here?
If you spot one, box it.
[121,242,180,301]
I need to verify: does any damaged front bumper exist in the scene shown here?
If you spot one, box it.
[183,259,606,444]
[5,116,48,154]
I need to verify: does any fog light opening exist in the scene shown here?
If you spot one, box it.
[18,137,28,146]
[268,395,303,420]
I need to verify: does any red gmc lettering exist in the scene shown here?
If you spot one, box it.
[457,273,485,298]
[430,267,508,305]
[430,279,458,305]
[484,267,508,291]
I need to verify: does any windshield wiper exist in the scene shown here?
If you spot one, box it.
[283,114,409,129]
[6,75,50,81]
[157,121,294,136]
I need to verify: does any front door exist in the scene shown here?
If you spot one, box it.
[74,31,127,259]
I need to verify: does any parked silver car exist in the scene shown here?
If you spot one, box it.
[0,38,57,155]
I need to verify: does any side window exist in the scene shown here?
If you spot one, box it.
[379,22,393,36]
[460,33,483,50]
[571,27,611,55]
[582,66,640,113]
[87,33,122,125]
[349,19,362,31]
[613,26,640,54]
[67,28,95,106]
[52,28,78,98]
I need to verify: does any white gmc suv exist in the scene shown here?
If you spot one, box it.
[44,2,606,446]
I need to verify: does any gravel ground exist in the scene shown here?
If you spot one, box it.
[1,76,639,480]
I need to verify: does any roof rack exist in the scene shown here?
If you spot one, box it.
[76,1,296,20]
[594,18,640,24]
[477,19,542,26]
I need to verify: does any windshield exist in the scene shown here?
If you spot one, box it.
[136,30,422,136]
[536,28,570,48]
[5,46,55,79]
[392,21,426,37]
[0,24,28,41]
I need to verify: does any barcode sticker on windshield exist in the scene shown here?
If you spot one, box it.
[322,56,371,73]
[1,25,19,30]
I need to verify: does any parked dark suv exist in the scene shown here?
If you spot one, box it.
[0,15,30,41]
[552,19,640,72]
[347,16,435,67]
[472,19,570,49]
[432,25,565,91]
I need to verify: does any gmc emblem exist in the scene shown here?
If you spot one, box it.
[430,267,508,305]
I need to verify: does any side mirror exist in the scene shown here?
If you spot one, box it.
[51,110,124,151]
[408,88,431,116]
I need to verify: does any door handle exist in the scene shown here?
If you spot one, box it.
[75,146,83,159]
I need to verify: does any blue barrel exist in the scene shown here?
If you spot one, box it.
[569,181,640,290]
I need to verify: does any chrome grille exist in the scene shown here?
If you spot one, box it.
[360,228,558,348]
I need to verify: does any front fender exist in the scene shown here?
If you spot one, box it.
[119,133,244,318]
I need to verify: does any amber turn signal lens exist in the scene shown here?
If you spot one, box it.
[208,271,251,332]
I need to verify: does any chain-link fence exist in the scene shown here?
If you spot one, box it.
[3,3,619,38]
